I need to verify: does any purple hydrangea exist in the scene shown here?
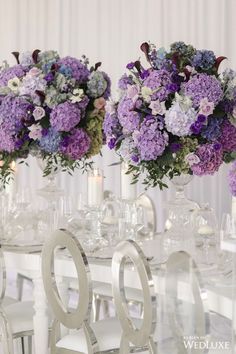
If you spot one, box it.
[103,111,122,139]
[190,143,223,176]
[133,116,168,161]
[170,41,189,54]
[39,128,61,153]
[201,116,224,140]
[0,95,31,152]
[149,47,169,70]
[118,137,137,163]
[118,74,134,90]
[117,96,141,132]
[183,73,223,108]
[165,102,197,136]
[59,128,90,160]
[143,70,173,101]
[50,102,81,132]
[76,95,89,113]
[228,161,236,196]
[57,56,90,83]
[0,65,25,86]
[218,120,236,152]
[191,50,216,70]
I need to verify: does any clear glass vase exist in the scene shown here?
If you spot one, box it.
[36,157,64,201]
[163,174,199,255]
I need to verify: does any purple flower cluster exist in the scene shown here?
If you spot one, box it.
[57,56,90,83]
[143,70,173,101]
[50,102,81,132]
[39,128,61,153]
[191,50,216,70]
[183,73,223,108]
[190,114,207,134]
[218,120,236,152]
[190,143,223,176]
[118,74,134,90]
[228,161,236,196]
[0,65,25,86]
[200,116,223,140]
[0,95,31,151]
[133,116,168,160]
[103,111,122,148]
[117,97,141,132]
[60,128,90,160]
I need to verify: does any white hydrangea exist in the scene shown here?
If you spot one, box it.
[165,102,197,137]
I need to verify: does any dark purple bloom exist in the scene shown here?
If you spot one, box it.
[213,142,222,151]
[140,70,150,80]
[190,121,203,134]
[44,72,54,82]
[108,138,116,149]
[131,154,139,163]
[170,143,182,152]
[197,114,207,123]
[166,83,179,93]
[126,62,135,69]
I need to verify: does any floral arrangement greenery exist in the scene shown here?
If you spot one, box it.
[103,41,236,189]
[0,50,110,185]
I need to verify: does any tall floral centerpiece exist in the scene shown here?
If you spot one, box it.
[103,41,236,248]
[104,41,236,188]
[0,50,110,188]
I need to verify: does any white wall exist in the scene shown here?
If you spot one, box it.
[0,0,235,229]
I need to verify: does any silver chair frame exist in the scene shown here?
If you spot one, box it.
[42,229,98,354]
[166,250,210,354]
[0,246,33,354]
[112,240,157,354]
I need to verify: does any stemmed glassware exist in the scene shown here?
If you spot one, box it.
[192,204,218,265]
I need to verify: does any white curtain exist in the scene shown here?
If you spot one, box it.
[0,0,235,230]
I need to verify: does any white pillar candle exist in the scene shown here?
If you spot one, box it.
[87,168,103,207]
[120,162,137,201]
[198,225,214,236]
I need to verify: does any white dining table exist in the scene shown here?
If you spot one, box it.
[2,240,236,354]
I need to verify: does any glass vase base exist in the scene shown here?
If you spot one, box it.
[36,185,64,201]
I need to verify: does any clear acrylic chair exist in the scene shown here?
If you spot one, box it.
[41,229,158,354]
[0,246,35,354]
[165,250,230,354]
[112,239,157,353]
[92,193,157,321]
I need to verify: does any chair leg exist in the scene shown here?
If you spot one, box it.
[21,337,25,354]
[140,303,144,318]
[94,298,101,321]
[16,274,24,301]
[103,300,110,318]
[28,336,32,354]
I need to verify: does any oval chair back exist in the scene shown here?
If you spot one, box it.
[136,194,157,235]
[42,229,98,353]
[112,240,157,353]
[0,246,14,354]
[166,250,210,354]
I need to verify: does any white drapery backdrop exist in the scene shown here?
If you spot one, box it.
[0,0,235,230]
